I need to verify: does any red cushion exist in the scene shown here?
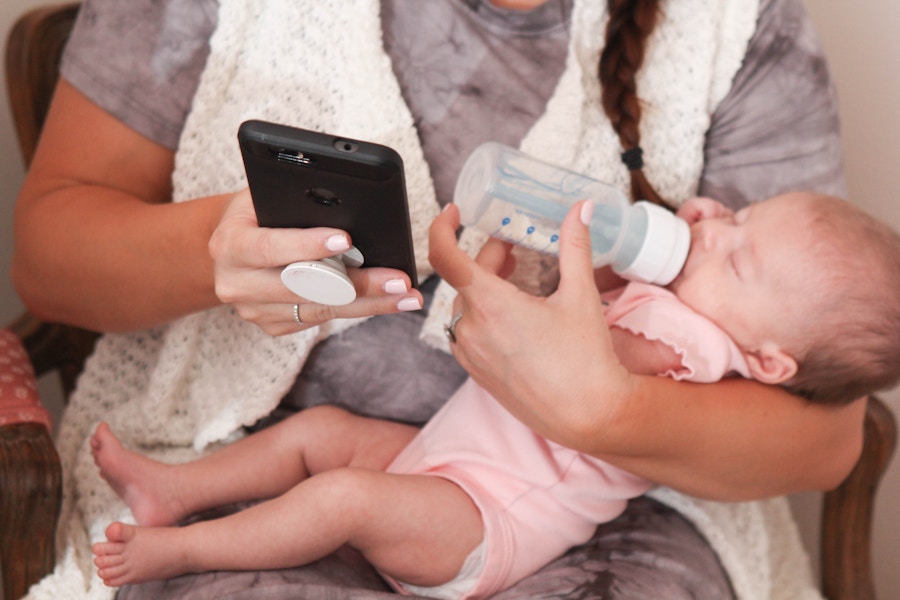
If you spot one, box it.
[0,330,52,430]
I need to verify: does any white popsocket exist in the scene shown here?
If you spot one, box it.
[281,246,364,306]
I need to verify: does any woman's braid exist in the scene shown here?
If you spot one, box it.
[599,0,667,207]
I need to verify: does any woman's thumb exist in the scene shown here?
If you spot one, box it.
[557,200,597,293]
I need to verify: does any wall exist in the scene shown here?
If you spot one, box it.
[0,0,38,327]
[0,1,898,599]
[794,2,900,599]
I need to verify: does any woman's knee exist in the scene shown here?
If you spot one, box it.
[502,497,735,600]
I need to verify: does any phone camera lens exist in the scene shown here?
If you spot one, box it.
[307,187,341,207]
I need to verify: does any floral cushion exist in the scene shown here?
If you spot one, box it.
[0,330,51,430]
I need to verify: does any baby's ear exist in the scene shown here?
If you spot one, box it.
[676,196,731,225]
[745,343,798,385]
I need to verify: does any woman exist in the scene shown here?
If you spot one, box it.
[12,0,861,598]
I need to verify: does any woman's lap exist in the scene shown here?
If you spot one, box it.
[115,496,734,600]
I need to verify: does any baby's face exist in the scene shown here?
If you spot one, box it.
[668,194,820,355]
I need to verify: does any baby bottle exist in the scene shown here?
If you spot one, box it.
[453,142,690,285]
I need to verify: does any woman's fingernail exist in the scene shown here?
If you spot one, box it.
[384,279,408,294]
[397,297,422,312]
[580,200,594,225]
[326,234,350,252]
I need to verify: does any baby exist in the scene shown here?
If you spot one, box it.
[91,192,900,598]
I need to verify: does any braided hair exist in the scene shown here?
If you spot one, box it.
[598,0,666,207]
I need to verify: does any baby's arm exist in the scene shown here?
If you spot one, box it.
[608,327,684,377]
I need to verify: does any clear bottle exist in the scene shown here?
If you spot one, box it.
[453,142,690,285]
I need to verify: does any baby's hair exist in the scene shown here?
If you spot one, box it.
[598,0,667,207]
[784,195,900,404]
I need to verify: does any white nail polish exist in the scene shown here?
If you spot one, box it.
[397,297,422,312]
[580,200,594,226]
[384,279,408,294]
[326,234,350,252]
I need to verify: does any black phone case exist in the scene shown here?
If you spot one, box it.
[238,120,418,287]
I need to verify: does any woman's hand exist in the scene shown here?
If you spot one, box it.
[209,188,423,336]
[13,81,422,335]
[430,201,635,446]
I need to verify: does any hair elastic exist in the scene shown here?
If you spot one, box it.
[620,146,644,171]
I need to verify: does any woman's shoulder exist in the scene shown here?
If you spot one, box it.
[699,0,845,208]
[61,0,219,150]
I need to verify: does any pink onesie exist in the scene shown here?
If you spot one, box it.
[386,282,750,599]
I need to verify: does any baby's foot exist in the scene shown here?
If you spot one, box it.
[91,422,187,526]
[93,522,190,587]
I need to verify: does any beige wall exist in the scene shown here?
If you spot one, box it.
[0,1,898,598]
[0,0,37,326]
[796,2,900,599]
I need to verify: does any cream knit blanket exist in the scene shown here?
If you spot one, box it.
[27,1,821,598]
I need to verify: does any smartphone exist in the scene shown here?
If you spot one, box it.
[238,120,418,291]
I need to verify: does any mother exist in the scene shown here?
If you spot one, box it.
[13,0,861,598]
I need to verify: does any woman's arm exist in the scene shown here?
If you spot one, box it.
[431,202,864,501]
[12,82,423,334]
[12,80,221,331]
[595,377,865,500]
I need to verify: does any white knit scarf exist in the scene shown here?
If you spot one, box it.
[30,1,821,598]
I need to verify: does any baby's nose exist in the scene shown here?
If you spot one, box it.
[693,220,718,250]
[694,219,730,252]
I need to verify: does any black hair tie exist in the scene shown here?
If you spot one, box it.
[620,146,644,171]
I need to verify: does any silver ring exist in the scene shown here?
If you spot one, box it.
[444,311,463,344]
[292,304,303,325]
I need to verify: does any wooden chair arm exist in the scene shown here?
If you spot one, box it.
[9,312,99,397]
[5,2,80,168]
[0,422,62,600]
[821,395,897,600]
[2,320,96,600]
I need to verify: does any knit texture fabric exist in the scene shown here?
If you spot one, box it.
[27,1,819,598]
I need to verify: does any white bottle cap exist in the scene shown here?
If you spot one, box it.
[615,201,690,286]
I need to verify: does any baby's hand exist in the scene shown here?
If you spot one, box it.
[676,196,733,225]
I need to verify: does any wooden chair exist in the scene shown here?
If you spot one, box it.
[2,4,97,600]
[1,3,897,600]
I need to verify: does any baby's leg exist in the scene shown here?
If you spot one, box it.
[91,406,417,526]
[93,468,483,588]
